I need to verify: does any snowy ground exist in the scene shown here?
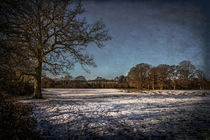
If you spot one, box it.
[19,89,210,140]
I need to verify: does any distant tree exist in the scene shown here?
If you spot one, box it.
[62,74,72,81]
[95,77,105,81]
[127,63,151,89]
[168,65,178,89]
[42,77,55,88]
[156,64,170,90]
[113,75,127,88]
[74,76,86,81]
[195,69,206,89]
[178,61,196,80]
[60,74,72,87]
[114,76,119,82]
[118,75,126,83]
[177,61,196,89]
[148,67,158,90]
[1,0,111,98]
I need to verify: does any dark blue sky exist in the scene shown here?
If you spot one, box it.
[69,0,210,80]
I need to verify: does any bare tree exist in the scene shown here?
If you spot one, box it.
[126,61,207,90]
[156,64,170,90]
[74,76,86,81]
[177,61,195,89]
[127,63,151,89]
[168,65,178,90]
[149,67,157,90]
[2,0,111,98]
[195,69,206,90]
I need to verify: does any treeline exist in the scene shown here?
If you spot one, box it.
[42,60,210,90]
[127,61,209,90]
[42,76,129,88]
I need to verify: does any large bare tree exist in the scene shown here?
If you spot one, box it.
[1,0,111,98]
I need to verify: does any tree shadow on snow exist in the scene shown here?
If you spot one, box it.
[33,90,210,140]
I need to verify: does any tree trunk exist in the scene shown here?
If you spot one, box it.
[160,83,163,90]
[137,81,139,90]
[33,59,43,99]
[152,81,155,90]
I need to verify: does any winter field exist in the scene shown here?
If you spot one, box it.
[19,89,210,140]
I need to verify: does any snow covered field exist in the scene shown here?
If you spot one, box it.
[20,89,210,140]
